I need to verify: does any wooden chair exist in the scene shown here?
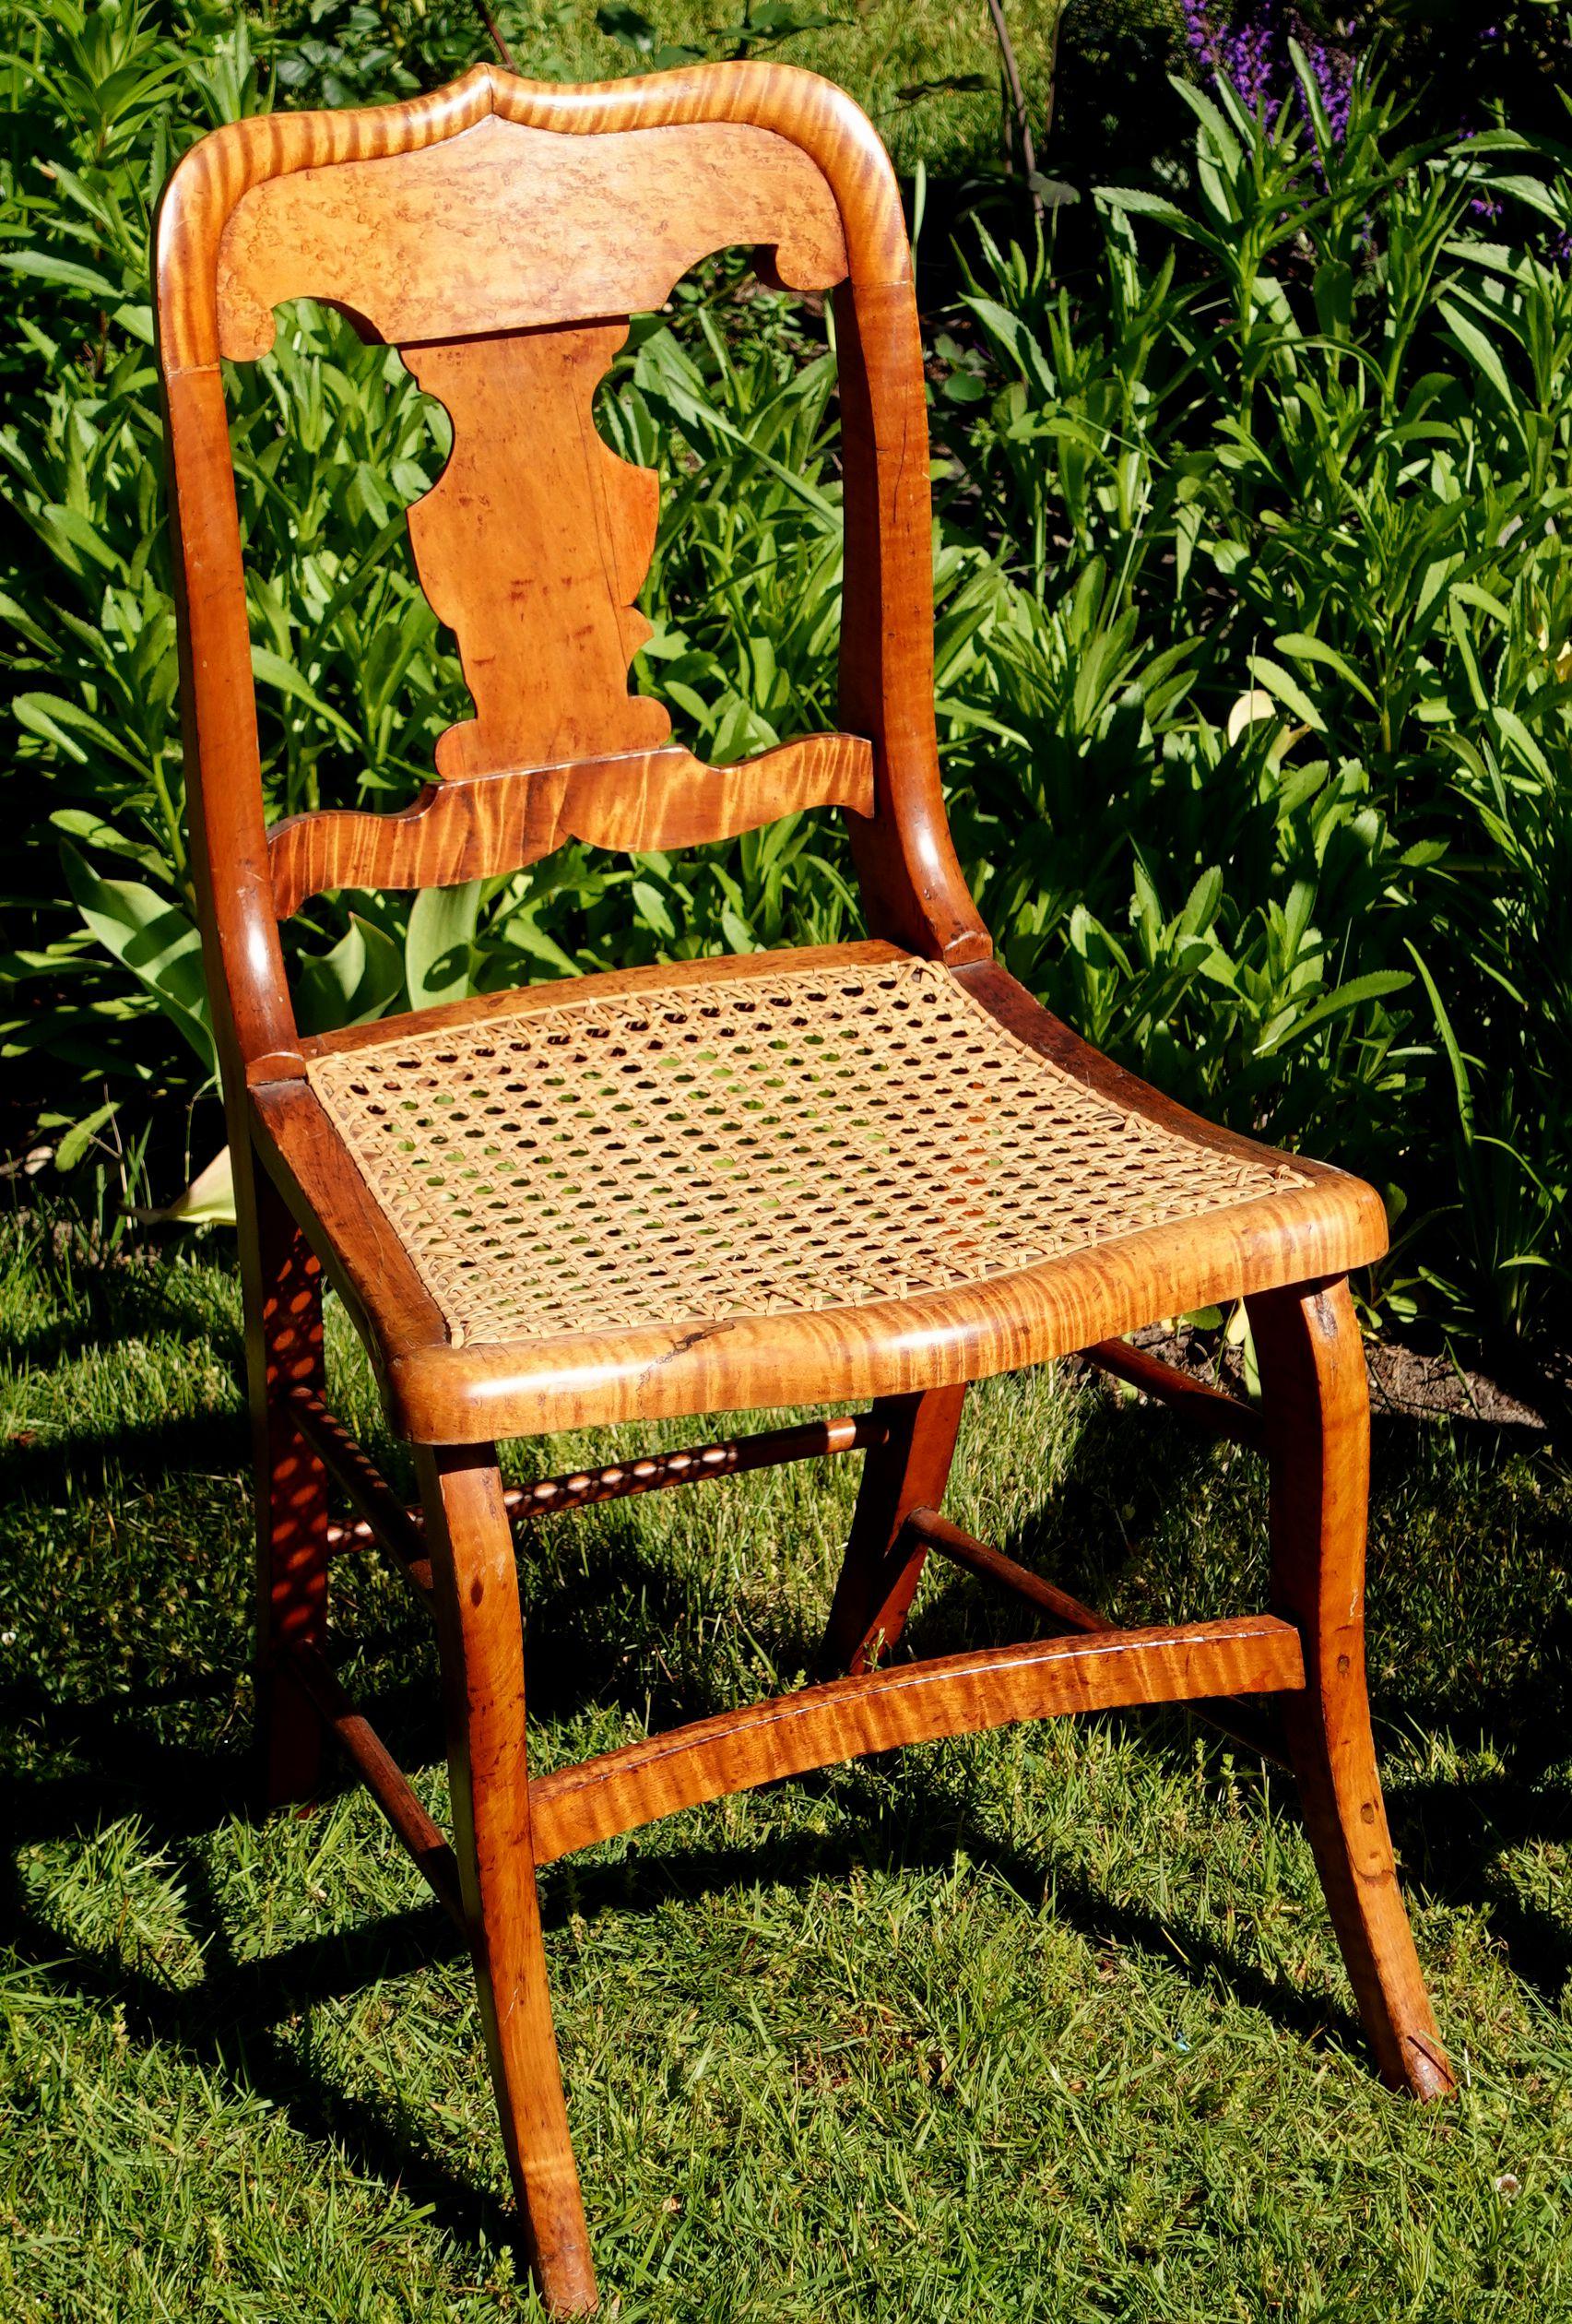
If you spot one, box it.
[155,60,1452,2313]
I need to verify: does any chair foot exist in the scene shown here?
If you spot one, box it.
[247,1161,331,1811]
[1249,1280,1454,2099]
[418,1445,598,2314]
[818,1384,966,1676]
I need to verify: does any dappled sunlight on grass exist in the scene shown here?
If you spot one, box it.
[3,1219,1570,2317]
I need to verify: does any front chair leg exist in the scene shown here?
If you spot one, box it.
[819,1384,966,1676]
[1248,1279,1454,2099]
[416,1444,597,2315]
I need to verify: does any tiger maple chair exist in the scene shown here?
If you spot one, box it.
[155,60,1451,2313]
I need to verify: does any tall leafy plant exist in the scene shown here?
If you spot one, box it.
[934,50,1572,1348]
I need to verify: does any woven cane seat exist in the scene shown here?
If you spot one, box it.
[306,950,1308,1349]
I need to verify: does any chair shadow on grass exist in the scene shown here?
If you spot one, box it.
[5,1381,1571,2263]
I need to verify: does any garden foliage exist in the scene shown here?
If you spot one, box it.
[3,2,1570,1354]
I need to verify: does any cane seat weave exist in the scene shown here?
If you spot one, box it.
[306,952,1307,1347]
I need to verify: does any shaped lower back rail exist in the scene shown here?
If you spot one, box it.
[526,1616,1305,1867]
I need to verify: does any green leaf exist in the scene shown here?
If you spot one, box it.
[1094,187,1191,231]
[1436,300,1518,416]
[250,647,360,745]
[1405,943,1473,1145]
[1254,972,1411,1057]
[129,1146,237,1228]
[54,1099,119,1172]
[959,297,1056,397]
[1247,656,1327,733]
[405,881,479,1012]
[1,250,120,297]
[59,845,216,1076]
[295,914,403,1035]
[1273,634,1377,708]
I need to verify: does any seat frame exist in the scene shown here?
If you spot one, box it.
[155,60,1451,2315]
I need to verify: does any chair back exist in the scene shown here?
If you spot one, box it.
[155,63,987,1082]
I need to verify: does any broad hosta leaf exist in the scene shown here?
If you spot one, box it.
[405,880,479,1012]
[294,914,404,1035]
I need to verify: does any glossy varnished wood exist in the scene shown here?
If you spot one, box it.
[1249,1280,1455,2098]
[215,111,846,359]
[266,734,873,919]
[818,1385,965,1674]
[286,1382,434,1600]
[239,944,1387,1450]
[157,58,979,1116]
[907,1505,1286,1767]
[403,321,670,776]
[1082,1336,1263,1449]
[906,1502,1113,1638]
[325,1413,887,1562]
[240,953,1389,1449]
[418,1445,597,2311]
[529,1615,1306,1868]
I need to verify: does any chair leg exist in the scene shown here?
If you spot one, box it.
[1248,1279,1454,2099]
[819,1385,966,1676]
[245,1156,330,1810]
[416,1444,597,2316]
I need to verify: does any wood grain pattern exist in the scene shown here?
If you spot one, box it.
[158,62,909,381]
[267,734,874,918]
[252,944,1386,1448]
[1249,1280,1455,2099]
[402,324,669,777]
[217,113,846,358]
[818,1385,965,1675]
[528,1615,1306,1866]
[156,55,980,1083]
[376,1101,1387,1443]
[249,1074,449,1385]
[836,278,989,966]
[906,1504,1286,1765]
[418,1444,597,2312]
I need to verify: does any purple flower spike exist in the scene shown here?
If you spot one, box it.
[1183,4,1360,151]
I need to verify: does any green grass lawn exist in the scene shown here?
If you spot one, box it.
[486,0,1192,183]
[498,0,1067,178]
[3,1214,1570,2318]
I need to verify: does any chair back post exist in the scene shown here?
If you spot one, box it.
[154,61,989,1099]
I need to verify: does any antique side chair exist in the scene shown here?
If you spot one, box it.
[155,61,1452,2314]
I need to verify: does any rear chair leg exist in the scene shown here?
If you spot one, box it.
[819,1385,966,1676]
[247,1157,330,1809]
[1248,1279,1454,2098]
[417,1444,597,2316]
